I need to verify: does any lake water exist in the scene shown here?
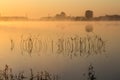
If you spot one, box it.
[0,21,120,80]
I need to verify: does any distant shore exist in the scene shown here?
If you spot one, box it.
[0,11,120,21]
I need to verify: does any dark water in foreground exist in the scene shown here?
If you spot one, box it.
[0,21,120,80]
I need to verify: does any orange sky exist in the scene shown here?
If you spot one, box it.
[0,0,119,18]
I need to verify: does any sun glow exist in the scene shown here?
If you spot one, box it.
[0,0,119,18]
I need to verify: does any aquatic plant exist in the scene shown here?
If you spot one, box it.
[0,65,59,80]
[82,64,97,80]
[11,33,106,59]
[88,64,96,80]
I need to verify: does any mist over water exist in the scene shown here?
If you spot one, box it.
[0,21,120,80]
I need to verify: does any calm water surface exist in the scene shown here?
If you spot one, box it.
[0,21,120,80]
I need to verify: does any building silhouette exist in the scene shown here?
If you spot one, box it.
[55,12,67,20]
[85,10,93,20]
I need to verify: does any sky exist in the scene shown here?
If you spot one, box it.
[0,0,119,18]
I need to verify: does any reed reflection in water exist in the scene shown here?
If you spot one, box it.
[11,31,106,58]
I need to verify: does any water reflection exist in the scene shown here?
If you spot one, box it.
[56,34,106,58]
[2,21,119,80]
[20,34,48,56]
[20,34,34,55]
[85,24,93,33]
[10,39,14,51]
[11,33,106,58]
